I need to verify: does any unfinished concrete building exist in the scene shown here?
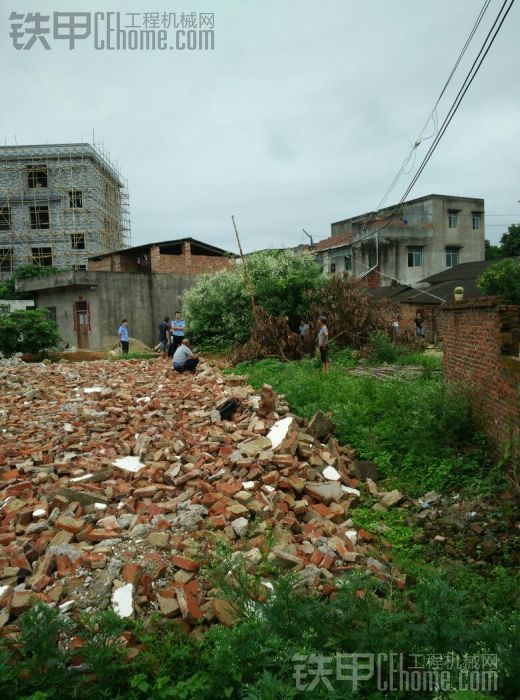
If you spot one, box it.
[0,143,130,278]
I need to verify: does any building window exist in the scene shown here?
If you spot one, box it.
[27,165,48,188]
[368,251,377,268]
[45,307,57,323]
[69,189,83,208]
[407,246,423,267]
[472,214,481,230]
[0,248,13,273]
[446,247,459,268]
[32,247,53,267]
[72,264,87,270]
[344,254,352,271]
[30,205,50,230]
[330,262,336,273]
[448,211,458,228]
[0,206,11,231]
[71,233,85,250]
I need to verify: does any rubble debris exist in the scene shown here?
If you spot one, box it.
[0,356,406,636]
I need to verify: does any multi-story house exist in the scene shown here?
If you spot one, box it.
[316,194,485,287]
[0,143,130,278]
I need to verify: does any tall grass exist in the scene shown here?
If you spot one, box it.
[233,357,493,495]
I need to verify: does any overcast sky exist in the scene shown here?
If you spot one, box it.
[1,0,518,251]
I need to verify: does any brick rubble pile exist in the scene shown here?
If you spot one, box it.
[0,358,405,632]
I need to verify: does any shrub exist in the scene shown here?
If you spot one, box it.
[183,250,323,348]
[477,258,520,306]
[0,264,59,300]
[0,308,60,357]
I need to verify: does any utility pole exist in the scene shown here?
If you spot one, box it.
[231,215,258,320]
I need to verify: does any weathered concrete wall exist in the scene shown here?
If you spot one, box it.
[439,299,520,462]
[0,299,35,311]
[326,196,485,287]
[17,271,200,350]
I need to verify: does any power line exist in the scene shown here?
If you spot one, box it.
[373,0,492,213]
[356,0,515,252]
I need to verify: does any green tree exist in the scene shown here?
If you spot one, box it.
[0,308,60,357]
[477,258,520,305]
[499,223,520,257]
[183,250,323,348]
[485,239,502,260]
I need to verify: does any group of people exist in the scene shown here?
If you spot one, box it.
[390,312,425,339]
[117,313,199,373]
[159,312,199,373]
[299,316,329,373]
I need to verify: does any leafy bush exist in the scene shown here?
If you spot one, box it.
[0,264,60,300]
[0,308,60,357]
[183,250,323,348]
[477,258,520,306]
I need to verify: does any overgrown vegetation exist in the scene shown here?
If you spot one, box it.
[0,263,59,299]
[1,561,519,699]
[184,250,323,349]
[478,258,520,306]
[0,308,60,357]
[232,355,496,496]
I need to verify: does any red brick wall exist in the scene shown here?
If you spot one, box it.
[150,243,233,274]
[89,243,234,275]
[439,299,520,461]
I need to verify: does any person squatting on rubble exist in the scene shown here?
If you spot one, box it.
[118,319,129,355]
[169,311,185,357]
[172,338,199,373]
[317,316,329,374]
[159,316,170,359]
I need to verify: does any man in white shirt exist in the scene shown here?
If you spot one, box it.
[172,339,199,373]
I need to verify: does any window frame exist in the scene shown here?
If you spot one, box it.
[0,206,11,231]
[30,205,50,230]
[0,248,13,273]
[31,246,54,267]
[407,246,423,268]
[27,165,48,189]
[71,232,86,250]
[445,246,460,268]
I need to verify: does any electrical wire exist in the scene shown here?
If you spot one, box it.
[372,0,493,214]
[355,0,515,251]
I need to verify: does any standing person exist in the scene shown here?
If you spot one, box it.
[158,316,170,359]
[415,311,424,338]
[391,316,400,339]
[317,316,329,374]
[172,338,199,373]
[170,311,185,356]
[299,319,309,339]
[118,319,129,355]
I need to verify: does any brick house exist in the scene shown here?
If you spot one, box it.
[16,238,236,350]
[88,237,235,275]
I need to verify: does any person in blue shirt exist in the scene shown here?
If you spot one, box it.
[172,338,199,373]
[118,319,129,355]
[170,311,185,356]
